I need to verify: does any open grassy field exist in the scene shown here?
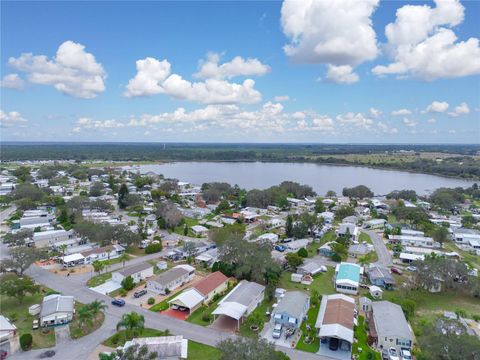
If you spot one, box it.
[278,267,335,296]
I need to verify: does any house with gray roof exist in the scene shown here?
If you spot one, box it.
[272,291,310,329]
[40,294,75,327]
[146,265,195,295]
[367,301,414,353]
[112,262,154,284]
[367,264,395,289]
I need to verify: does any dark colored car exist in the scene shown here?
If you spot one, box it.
[111,298,125,307]
[329,338,339,351]
[390,267,403,275]
[39,350,55,358]
[134,289,147,298]
[0,350,8,360]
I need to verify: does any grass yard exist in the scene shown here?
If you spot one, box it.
[306,231,337,257]
[0,275,56,349]
[103,328,171,347]
[87,272,112,287]
[443,241,480,269]
[100,254,131,267]
[352,316,381,360]
[188,340,221,359]
[187,292,228,326]
[69,302,105,339]
[171,217,200,237]
[239,299,273,337]
[295,305,320,353]
[358,232,372,244]
[126,246,146,256]
[278,267,335,296]
[149,290,183,312]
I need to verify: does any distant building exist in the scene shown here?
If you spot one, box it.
[112,262,154,284]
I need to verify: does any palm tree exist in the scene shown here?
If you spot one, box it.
[119,253,129,268]
[88,299,107,318]
[78,305,95,329]
[58,244,68,258]
[116,312,145,339]
[92,260,105,276]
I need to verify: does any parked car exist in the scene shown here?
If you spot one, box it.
[391,267,403,275]
[274,245,286,252]
[406,266,417,272]
[39,350,55,358]
[32,319,39,330]
[329,337,339,351]
[272,323,283,339]
[400,349,412,360]
[388,347,400,360]
[111,298,125,307]
[0,350,7,360]
[134,289,147,298]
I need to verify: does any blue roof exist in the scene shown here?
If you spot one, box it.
[337,263,361,282]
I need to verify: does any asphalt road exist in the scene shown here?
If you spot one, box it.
[10,265,331,360]
[364,230,392,267]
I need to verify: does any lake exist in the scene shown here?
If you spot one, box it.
[136,162,475,195]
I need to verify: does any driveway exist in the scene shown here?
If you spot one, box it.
[90,280,121,295]
[55,325,71,345]
[364,230,392,267]
[260,322,300,349]
[161,308,189,321]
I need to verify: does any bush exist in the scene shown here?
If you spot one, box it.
[121,275,135,291]
[165,288,170,295]
[119,288,127,297]
[297,247,308,258]
[147,297,155,305]
[145,242,162,254]
[332,253,342,262]
[202,311,211,322]
[20,333,33,350]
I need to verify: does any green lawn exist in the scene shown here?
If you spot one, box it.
[0,275,56,349]
[87,272,112,287]
[352,316,381,360]
[103,328,171,347]
[171,217,200,237]
[295,305,320,352]
[239,299,273,337]
[358,232,372,244]
[149,291,183,312]
[443,241,480,269]
[187,292,227,326]
[69,301,105,339]
[188,340,221,359]
[100,254,131,267]
[126,246,146,256]
[278,267,335,296]
[306,231,336,257]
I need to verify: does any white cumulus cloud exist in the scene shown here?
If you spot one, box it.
[448,102,470,117]
[391,108,412,116]
[281,0,379,82]
[274,95,290,102]
[325,65,359,84]
[8,40,106,98]
[372,0,480,80]
[1,74,25,89]
[194,53,270,79]
[0,110,28,128]
[124,56,262,104]
[72,117,124,133]
[426,101,449,113]
[336,112,374,129]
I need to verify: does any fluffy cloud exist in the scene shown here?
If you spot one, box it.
[281,0,378,82]
[274,95,290,102]
[8,41,106,98]
[378,121,398,134]
[325,65,359,84]
[448,102,470,117]
[336,112,374,129]
[402,118,417,127]
[369,107,382,118]
[0,110,28,128]
[391,108,412,116]
[72,117,124,133]
[1,74,25,89]
[194,53,270,79]
[124,57,262,104]
[426,101,449,113]
[373,0,480,80]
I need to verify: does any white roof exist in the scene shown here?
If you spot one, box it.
[168,288,204,309]
[319,323,354,343]
[0,316,16,331]
[62,253,85,263]
[212,302,247,320]
[399,252,424,261]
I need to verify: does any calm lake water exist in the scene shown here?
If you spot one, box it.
[137,162,475,195]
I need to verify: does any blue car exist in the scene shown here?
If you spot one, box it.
[111,298,125,307]
[275,245,286,252]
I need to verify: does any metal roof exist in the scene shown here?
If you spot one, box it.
[273,291,309,320]
[117,262,152,277]
[371,301,413,340]
[40,294,74,317]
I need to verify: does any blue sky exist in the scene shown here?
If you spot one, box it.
[1,0,479,143]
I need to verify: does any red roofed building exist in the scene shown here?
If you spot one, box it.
[193,271,230,304]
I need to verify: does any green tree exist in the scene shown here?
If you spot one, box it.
[102,344,158,360]
[432,225,449,247]
[1,247,43,275]
[285,215,293,238]
[285,252,304,268]
[314,198,325,213]
[118,183,129,209]
[218,337,289,360]
[116,312,145,339]
[92,260,105,276]
[119,253,129,268]
[297,247,308,258]
[121,275,135,291]
[0,276,40,303]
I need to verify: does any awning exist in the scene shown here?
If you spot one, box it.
[212,302,247,320]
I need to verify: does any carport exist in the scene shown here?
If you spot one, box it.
[90,280,121,295]
[167,288,204,315]
[211,302,247,331]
